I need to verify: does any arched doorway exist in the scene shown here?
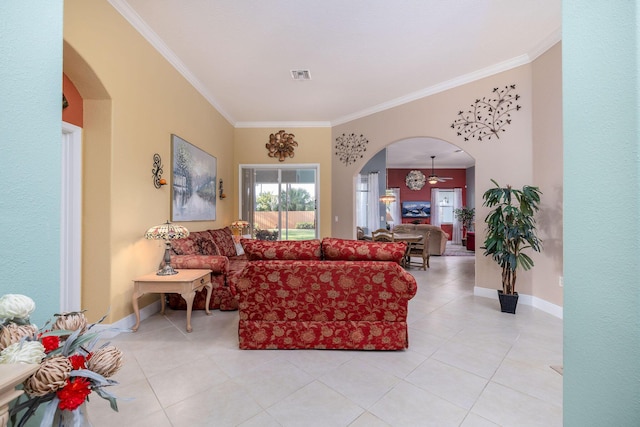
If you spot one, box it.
[356,136,476,251]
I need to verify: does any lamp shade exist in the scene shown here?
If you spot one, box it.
[144,221,189,240]
[427,176,439,185]
[144,221,189,276]
[230,220,249,230]
[379,193,396,204]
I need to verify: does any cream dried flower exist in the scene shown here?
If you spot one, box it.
[23,355,73,396]
[0,323,38,351]
[0,294,36,321]
[53,311,88,334]
[87,345,124,378]
[0,340,45,364]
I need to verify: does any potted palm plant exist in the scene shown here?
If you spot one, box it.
[454,206,475,243]
[482,179,542,313]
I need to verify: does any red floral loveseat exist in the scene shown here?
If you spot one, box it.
[166,226,247,311]
[235,238,417,350]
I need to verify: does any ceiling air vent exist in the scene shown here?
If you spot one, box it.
[290,69,311,81]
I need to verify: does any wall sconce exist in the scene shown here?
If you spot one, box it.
[152,154,167,188]
[219,179,226,199]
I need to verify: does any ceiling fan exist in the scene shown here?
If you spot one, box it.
[427,155,453,184]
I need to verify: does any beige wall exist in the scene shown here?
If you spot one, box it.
[64,0,235,322]
[332,45,563,306]
[64,0,562,321]
[532,43,563,306]
[233,127,333,237]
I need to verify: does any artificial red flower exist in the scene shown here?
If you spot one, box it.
[41,335,60,353]
[68,354,87,370]
[56,378,92,411]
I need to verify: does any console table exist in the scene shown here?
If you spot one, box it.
[0,364,38,427]
[132,269,212,333]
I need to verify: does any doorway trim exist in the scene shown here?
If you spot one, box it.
[61,121,82,312]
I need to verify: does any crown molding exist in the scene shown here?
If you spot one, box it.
[527,27,562,61]
[331,27,562,126]
[331,54,530,126]
[107,0,237,126]
[234,121,332,129]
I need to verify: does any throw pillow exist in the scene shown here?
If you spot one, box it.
[208,227,237,257]
[199,234,220,256]
[171,234,200,255]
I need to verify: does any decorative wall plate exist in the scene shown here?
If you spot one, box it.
[406,170,426,190]
[266,130,297,162]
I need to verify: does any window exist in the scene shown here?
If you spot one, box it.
[437,190,454,223]
[240,165,318,240]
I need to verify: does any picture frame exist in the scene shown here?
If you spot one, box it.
[402,200,431,218]
[171,134,217,221]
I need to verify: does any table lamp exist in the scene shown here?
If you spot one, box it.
[230,220,249,243]
[144,221,189,275]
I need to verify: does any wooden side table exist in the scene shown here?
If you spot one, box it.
[132,269,212,333]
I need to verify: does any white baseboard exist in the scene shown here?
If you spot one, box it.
[91,300,162,338]
[474,286,563,319]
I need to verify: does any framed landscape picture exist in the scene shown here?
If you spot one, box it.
[402,200,431,218]
[171,134,217,221]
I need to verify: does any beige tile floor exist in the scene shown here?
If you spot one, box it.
[87,252,563,427]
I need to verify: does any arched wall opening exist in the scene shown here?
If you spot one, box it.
[63,40,113,321]
[356,136,476,241]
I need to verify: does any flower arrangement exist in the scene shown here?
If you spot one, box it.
[0,294,124,427]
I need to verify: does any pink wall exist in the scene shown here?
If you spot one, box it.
[62,73,83,127]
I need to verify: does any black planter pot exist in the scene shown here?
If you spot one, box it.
[497,290,519,314]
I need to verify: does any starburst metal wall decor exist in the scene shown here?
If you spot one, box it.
[335,133,368,166]
[266,130,298,162]
[451,84,521,141]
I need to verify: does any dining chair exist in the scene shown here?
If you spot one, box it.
[371,228,395,242]
[406,231,431,269]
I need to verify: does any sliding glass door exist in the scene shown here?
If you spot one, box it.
[240,165,318,240]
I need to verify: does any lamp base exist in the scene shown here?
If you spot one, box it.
[157,241,178,275]
[157,264,178,276]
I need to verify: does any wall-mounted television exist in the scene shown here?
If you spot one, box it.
[402,201,431,218]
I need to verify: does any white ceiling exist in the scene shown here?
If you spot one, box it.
[109,0,561,168]
[385,137,475,169]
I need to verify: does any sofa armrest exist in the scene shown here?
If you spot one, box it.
[397,267,418,299]
[171,254,229,274]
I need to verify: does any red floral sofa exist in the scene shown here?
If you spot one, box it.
[235,238,417,350]
[166,226,247,311]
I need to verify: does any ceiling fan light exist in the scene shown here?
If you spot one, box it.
[428,155,439,184]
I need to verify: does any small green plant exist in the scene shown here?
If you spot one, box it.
[254,227,279,241]
[454,207,475,230]
[482,179,542,295]
[295,222,315,230]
